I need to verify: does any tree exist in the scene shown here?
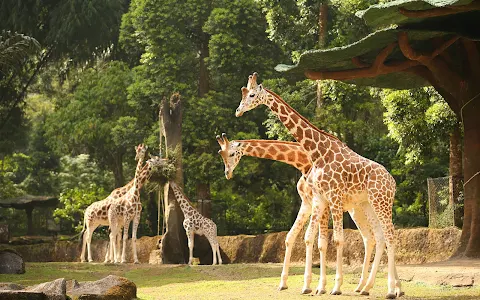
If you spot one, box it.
[45,61,141,187]
[276,0,480,257]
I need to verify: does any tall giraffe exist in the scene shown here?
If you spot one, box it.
[80,144,148,263]
[216,133,395,294]
[169,181,222,265]
[107,155,165,264]
[235,73,401,298]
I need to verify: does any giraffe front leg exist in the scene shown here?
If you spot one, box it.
[330,207,344,296]
[279,179,311,291]
[132,215,141,264]
[348,203,376,293]
[301,198,326,295]
[121,221,130,263]
[186,229,194,265]
[315,208,329,295]
[86,226,96,263]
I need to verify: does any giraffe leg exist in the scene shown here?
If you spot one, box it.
[330,205,344,296]
[80,224,89,263]
[365,185,397,299]
[108,227,117,264]
[279,177,312,291]
[315,207,329,295]
[348,202,376,293]
[121,220,130,263]
[132,215,141,264]
[301,197,326,295]
[207,236,217,265]
[216,242,222,265]
[115,230,122,263]
[186,229,194,265]
[86,224,97,263]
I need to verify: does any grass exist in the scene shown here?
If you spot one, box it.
[0,262,479,299]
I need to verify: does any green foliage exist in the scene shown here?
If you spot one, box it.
[53,154,113,232]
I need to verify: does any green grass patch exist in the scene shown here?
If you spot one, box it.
[0,263,479,299]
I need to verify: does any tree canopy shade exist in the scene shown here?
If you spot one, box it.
[276,0,480,257]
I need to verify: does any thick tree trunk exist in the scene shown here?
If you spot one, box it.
[25,205,33,235]
[449,125,463,226]
[160,94,188,264]
[462,96,480,257]
[316,2,328,111]
[112,153,125,188]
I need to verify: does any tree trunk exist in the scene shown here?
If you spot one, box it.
[160,93,188,264]
[462,96,480,257]
[25,205,33,235]
[449,125,463,226]
[316,2,328,111]
[112,153,125,188]
[196,183,211,218]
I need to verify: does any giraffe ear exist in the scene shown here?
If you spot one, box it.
[218,149,222,154]
[258,84,263,90]
[241,87,248,98]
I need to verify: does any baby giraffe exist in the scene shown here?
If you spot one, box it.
[169,181,222,265]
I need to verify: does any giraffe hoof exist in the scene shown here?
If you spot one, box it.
[360,291,369,296]
[397,291,405,297]
[315,289,326,295]
[385,293,396,299]
[134,260,140,264]
[330,290,342,295]
[354,289,361,293]
[278,285,288,291]
[301,288,312,294]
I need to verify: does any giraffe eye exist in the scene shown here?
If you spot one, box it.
[249,93,255,97]
[229,153,235,157]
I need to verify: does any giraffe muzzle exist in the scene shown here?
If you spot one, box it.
[235,108,243,117]
[225,170,232,179]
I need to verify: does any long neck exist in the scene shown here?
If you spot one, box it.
[169,182,197,216]
[262,88,343,161]
[123,155,145,190]
[135,164,153,190]
[237,140,311,175]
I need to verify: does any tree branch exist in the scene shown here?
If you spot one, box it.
[305,43,419,80]
[0,48,53,130]
[399,2,480,18]
[398,32,459,64]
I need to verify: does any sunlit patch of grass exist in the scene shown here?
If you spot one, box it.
[0,263,479,300]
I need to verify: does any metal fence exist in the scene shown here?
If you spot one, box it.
[427,176,463,228]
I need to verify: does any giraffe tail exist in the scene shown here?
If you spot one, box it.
[77,217,87,243]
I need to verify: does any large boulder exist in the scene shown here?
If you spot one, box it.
[0,290,46,299]
[0,224,9,244]
[67,275,136,300]
[0,249,25,274]
[26,278,67,300]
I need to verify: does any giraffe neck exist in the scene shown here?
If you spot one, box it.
[131,163,153,194]
[262,88,343,161]
[131,155,145,193]
[236,140,311,175]
[169,182,197,217]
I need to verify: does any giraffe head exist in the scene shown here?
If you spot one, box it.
[135,144,148,161]
[235,72,266,117]
[216,133,242,179]
[145,155,166,173]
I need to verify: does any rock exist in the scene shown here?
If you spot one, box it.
[0,224,9,244]
[68,275,136,300]
[26,278,67,300]
[0,282,25,290]
[0,290,46,299]
[0,249,25,274]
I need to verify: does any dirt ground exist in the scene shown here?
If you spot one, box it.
[395,258,480,287]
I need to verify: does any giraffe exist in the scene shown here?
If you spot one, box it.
[169,181,222,265]
[235,73,401,298]
[107,155,166,264]
[216,133,392,294]
[80,144,148,263]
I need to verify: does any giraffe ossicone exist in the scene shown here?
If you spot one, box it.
[235,73,402,298]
